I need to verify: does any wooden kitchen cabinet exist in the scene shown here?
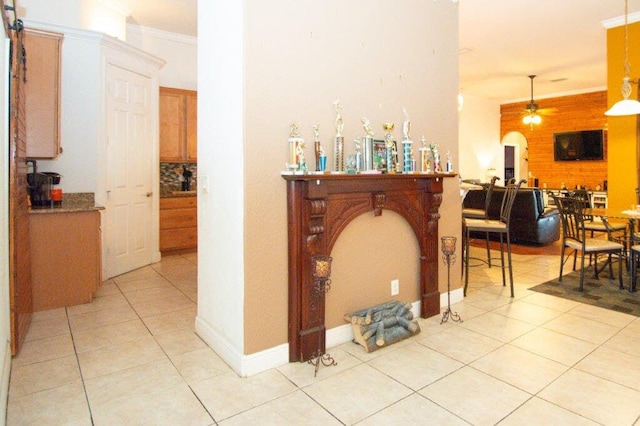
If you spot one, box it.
[160,87,197,162]
[160,196,197,252]
[29,210,102,311]
[24,29,63,158]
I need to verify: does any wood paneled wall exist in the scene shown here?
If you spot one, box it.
[500,91,608,190]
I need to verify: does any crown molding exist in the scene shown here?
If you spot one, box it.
[126,23,197,46]
[602,11,640,29]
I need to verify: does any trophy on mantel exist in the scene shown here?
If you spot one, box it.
[333,100,345,172]
[401,107,413,173]
[313,123,322,172]
[420,136,431,173]
[361,117,375,172]
[382,122,395,174]
[286,122,303,173]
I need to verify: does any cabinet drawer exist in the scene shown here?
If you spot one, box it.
[160,197,197,210]
[160,227,197,250]
[160,208,197,229]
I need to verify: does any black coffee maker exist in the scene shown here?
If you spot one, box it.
[26,159,61,208]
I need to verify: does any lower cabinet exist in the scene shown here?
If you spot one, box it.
[29,210,102,311]
[160,197,197,252]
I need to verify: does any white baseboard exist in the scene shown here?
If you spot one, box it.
[0,339,11,423]
[195,315,288,377]
[196,292,462,377]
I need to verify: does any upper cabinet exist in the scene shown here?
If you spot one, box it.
[160,87,197,162]
[24,29,63,158]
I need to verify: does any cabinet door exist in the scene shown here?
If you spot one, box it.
[24,29,62,158]
[186,91,197,161]
[159,88,186,161]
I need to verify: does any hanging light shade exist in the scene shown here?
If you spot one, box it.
[606,0,640,116]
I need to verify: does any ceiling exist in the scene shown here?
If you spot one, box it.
[126,0,640,104]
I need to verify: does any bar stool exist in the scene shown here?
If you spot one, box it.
[462,176,500,267]
[464,179,525,297]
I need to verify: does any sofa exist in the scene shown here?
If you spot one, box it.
[463,186,560,245]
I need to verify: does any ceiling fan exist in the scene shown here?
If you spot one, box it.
[522,75,557,128]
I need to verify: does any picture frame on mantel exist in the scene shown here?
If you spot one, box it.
[372,139,387,172]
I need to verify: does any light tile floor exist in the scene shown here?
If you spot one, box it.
[7,248,640,425]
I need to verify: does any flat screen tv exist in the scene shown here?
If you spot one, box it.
[553,129,605,161]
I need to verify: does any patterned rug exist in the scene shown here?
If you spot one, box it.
[528,268,640,317]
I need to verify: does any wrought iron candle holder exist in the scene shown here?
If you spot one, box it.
[308,255,337,376]
[440,236,462,324]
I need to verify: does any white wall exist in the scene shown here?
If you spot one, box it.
[126,25,197,90]
[0,31,11,423]
[458,94,504,182]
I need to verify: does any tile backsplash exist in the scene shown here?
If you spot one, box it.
[160,163,197,196]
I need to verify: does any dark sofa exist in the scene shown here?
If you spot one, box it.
[463,186,560,245]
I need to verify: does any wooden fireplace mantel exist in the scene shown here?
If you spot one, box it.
[283,172,455,362]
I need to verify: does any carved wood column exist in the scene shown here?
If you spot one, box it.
[284,174,454,362]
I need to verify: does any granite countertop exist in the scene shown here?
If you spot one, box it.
[29,192,104,214]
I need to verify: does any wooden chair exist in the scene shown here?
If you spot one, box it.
[462,175,500,267]
[464,179,525,297]
[552,194,624,291]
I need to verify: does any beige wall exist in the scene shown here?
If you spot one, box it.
[241,0,460,354]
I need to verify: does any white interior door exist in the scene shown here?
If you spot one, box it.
[105,64,154,277]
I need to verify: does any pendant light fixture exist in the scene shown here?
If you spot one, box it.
[606,0,640,116]
[522,75,542,129]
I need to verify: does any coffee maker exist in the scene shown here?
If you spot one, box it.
[26,159,62,208]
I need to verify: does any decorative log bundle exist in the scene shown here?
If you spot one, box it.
[344,301,421,352]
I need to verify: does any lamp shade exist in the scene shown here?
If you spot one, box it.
[605,98,640,116]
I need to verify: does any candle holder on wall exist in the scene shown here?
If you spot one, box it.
[308,255,337,376]
[440,236,462,324]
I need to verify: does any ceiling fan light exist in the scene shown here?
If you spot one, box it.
[532,114,542,124]
[522,115,532,125]
[605,98,640,116]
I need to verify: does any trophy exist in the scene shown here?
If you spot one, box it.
[445,151,453,173]
[401,107,413,173]
[286,122,303,173]
[354,137,362,172]
[333,100,345,172]
[361,117,375,172]
[419,136,431,173]
[431,142,441,173]
[296,138,307,172]
[318,145,327,172]
[382,122,395,174]
[313,123,322,172]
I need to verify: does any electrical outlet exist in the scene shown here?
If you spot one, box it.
[391,279,399,296]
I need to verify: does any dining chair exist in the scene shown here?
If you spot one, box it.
[572,189,627,238]
[571,189,628,267]
[551,194,624,291]
[462,175,500,267]
[464,179,525,297]
[631,245,639,292]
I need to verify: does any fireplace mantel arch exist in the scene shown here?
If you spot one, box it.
[283,173,454,362]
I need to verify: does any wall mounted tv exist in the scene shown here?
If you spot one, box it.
[553,129,605,161]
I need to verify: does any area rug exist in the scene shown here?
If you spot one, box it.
[529,268,640,317]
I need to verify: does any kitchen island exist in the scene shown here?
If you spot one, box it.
[29,193,103,311]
